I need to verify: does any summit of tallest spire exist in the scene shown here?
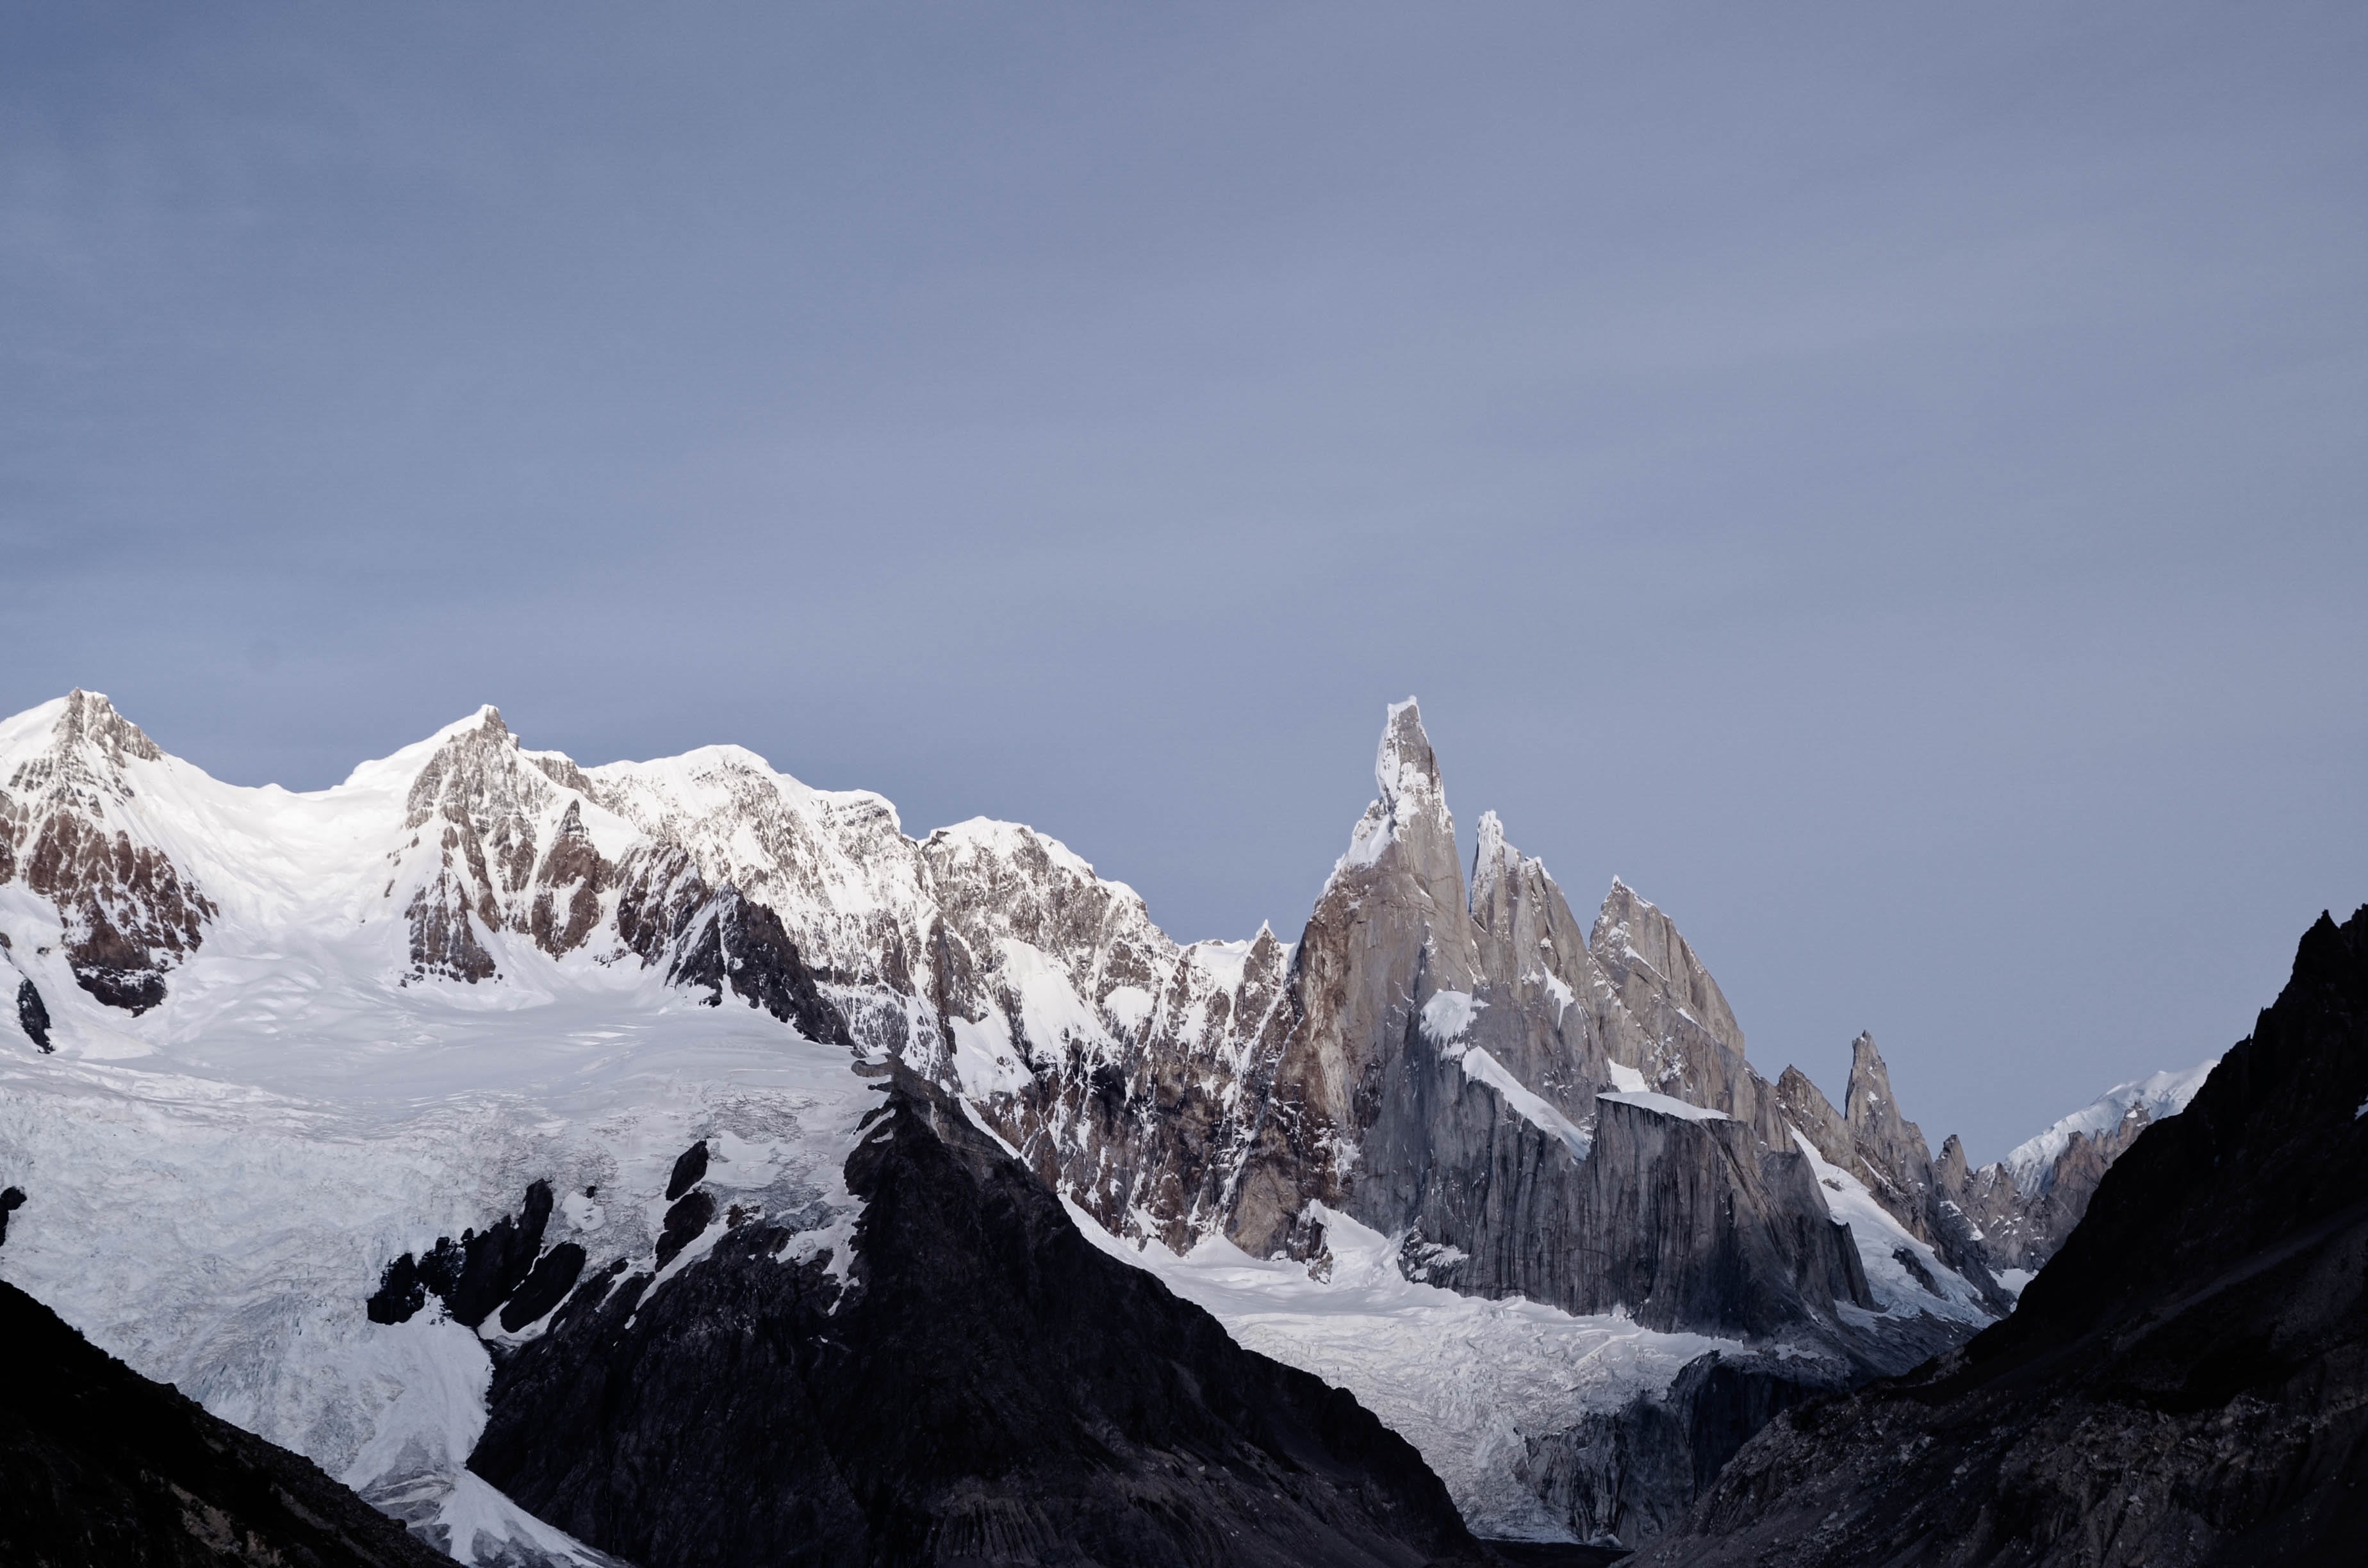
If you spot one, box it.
[1374,698,1440,812]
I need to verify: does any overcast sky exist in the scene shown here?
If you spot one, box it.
[5,3,2363,1158]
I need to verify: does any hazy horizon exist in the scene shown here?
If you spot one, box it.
[5,4,2363,1160]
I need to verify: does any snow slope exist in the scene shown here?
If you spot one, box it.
[1789,1130,1993,1327]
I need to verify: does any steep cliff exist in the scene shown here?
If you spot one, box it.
[1229,705,1879,1350]
[1639,905,2368,1568]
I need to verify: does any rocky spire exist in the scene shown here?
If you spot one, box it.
[1590,879,1747,1060]
[1774,1064,1854,1170]
[1231,700,1481,1255]
[1935,1132,1971,1193]
[1840,1031,1945,1232]
[1467,808,1597,1002]
[1468,808,1515,917]
[1338,699,1466,929]
[1843,1033,1923,1150]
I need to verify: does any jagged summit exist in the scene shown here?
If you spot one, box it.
[51,688,164,767]
[1376,696,1441,801]
[1843,1032,1923,1148]
[1338,695,1458,896]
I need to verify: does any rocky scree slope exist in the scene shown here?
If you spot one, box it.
[0,1273,452,1568]
[1638,905,2368,1568]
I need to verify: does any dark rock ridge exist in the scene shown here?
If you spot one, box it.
[1638,905,2368,1568]
[664,886,853,1045]
[468,1065,1488,1568]
[664,1138,709,1201]
[15,975,48,1051]
[366,1179,584,1332]
[0,1274,452,1568]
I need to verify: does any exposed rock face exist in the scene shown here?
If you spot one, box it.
[1776,1038,2012,1311]
[398,708,627,981]
[664,885,853,1045]
[15,976,49,1052]
[0,1275,451,1568]
[0,691,213,1012]
[366,1179,565,1330]
[1939,1130,2100,1273]
[470,1066,1486,1568]
[1226,706,1871,1349]
[1639,906,2368,1568]
[1589,879,1768,1136]
[664,1139,710,1201]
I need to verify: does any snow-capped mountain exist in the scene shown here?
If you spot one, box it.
[0,690,2212,1555]
[1930,1059,2219,1283]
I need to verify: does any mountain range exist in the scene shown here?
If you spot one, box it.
[0,690,2223,1558]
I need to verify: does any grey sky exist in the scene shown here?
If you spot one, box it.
[4,3,2364,1159]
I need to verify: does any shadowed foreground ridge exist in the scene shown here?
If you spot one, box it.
[1641,905,2368,1567]
[0,1275,450,1568]
[470,1064,1486,1568]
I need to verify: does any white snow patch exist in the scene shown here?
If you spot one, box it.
[1994,1268,2036,1298]
[999,939,1116,1061]
[1420,990,1484,1043]
[948,1010,1031,1098]
[1101,984,1155,1031]
[1181,937,1258,992]
[1599,1090,1728,1123]
[1420,992,1588,1158]
[0,949,874,1567]
[1340,799,1397,871]
[1606,1061,1649,1094]
[1542,974,1575,1017]
[1458,1047,1592,1161]
[930,817,1099,882]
